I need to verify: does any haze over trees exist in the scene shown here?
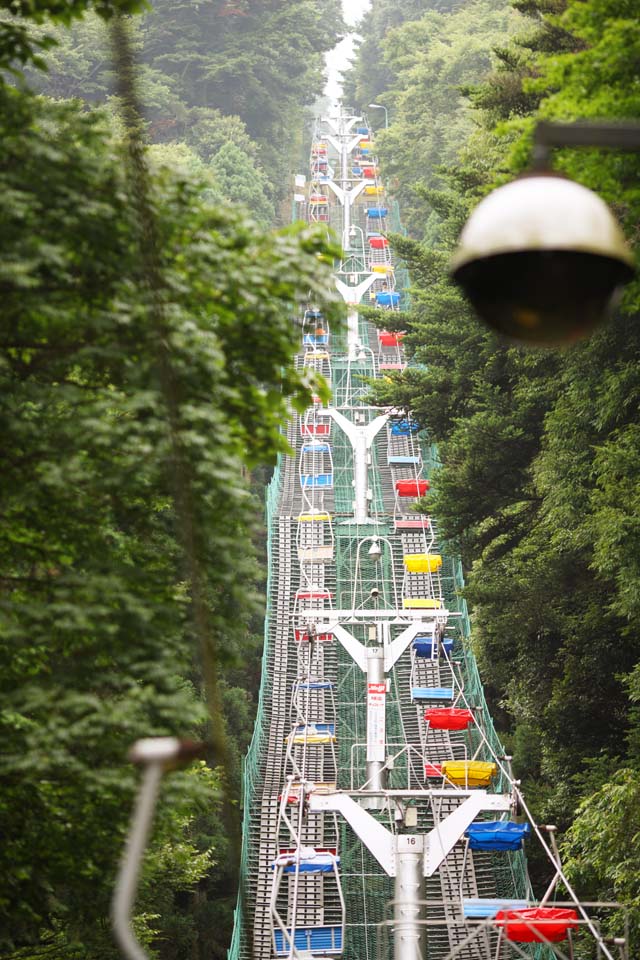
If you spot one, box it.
[0,2,342,957]
[346,0,640,933]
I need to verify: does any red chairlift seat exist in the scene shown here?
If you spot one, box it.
[494,907,579,943]
[294,628,334,643]
[379,331,404,347]
[369,236,389,249]
[424,762,443,778]
[396,479,429,497]
[424,707,474,730]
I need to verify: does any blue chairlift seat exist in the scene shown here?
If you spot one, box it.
[295,680,334,690]
[273,850,340,874]
[390,418,419,436]
[411,686,453,701]
[356,126,369,135]
[413,637,454,658]
[300,474,333,488]
[352,166,363,176]
[465,821,531,851]
[388,455,421,466]
[463,898,529,919]
[303,333,329,346]
[301,443,331,453]
[274,926,343,955]
[376,291,401,307]
[367,207,388,218]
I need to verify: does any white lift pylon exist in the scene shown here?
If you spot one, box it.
[326,407,388,523]
[309,789,512,960]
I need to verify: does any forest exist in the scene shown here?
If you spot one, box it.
[0,2,342,958]
[2,0,640,956]
[345,0,640,938]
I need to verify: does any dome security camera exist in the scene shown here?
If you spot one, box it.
[450,173,634,347]
[370,587,380,599]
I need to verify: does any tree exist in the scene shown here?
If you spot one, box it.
[0,80,340,957]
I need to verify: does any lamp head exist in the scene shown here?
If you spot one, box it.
[450,173,634,346]
[368,538,382,561]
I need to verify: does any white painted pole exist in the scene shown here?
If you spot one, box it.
[394,836,425,960]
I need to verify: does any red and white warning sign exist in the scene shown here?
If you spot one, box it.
[367,681,386,762]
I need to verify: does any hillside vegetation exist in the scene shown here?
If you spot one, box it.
[0,3,342,958]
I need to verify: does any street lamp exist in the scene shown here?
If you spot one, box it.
[368,103,388,130]
[451,120,639,346]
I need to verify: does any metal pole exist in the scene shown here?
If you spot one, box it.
[365,647,386,805]
[394,836,425,960]
[112,762,164,960]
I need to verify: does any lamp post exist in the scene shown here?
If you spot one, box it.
[451,120,640,346]
[368,102,388,130]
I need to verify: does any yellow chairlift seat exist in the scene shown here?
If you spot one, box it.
[441,760,497,788]
[403,553,443,573]
[403,598,442,609]
[365,185,383,196]
[372,264,394,274]
[304,350,330,361]
[297,513,331,522]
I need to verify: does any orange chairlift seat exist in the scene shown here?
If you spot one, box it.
[494,907,579,943]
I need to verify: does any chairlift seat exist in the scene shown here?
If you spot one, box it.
[367,208,388,218]
[295,679,333,691]
[463,898,529,919]
[412,686,453,701]
[294,628,334,643]
[301,442,331,453]
[300,474,333,488]
[379,331,404,345]
[465,821,531,851]
[369,236,389,249]
[403,553,442,573]
[395,517,430,530]
[441,760,497,788]
[396,480,429,497]
[376,290,400,307]
[403,597,442,609]
[424,707,474,730]
[288,723,336,745]
[388,455,421,466]
[390,418,418,436]
[424,762,443,777]
[494,907,579,943]
[273,848,340,874]
[413,636,454,657]
[301,422,330,436]
[273,926,343,955]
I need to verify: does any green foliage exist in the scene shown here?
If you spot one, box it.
[0,82,340,957]
[0,0,145,71]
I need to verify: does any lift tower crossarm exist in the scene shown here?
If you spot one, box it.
[326,178,368,206]
[308,791,512,877]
